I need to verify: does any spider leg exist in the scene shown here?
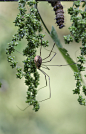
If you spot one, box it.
[40,38,42,57]
[42,42,56,61]
[38,68,51,102]
[41,64,50,70]
[16,105,30,111]
[16,68,51,111]
[15,49,23,55]
[44,62,76,67]
[37,68,47,92]
[42,43,57,63]
[42,52,56,63]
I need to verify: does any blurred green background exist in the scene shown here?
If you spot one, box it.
[0,2,86,134]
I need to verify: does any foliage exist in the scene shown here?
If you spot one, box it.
[5,0,86,111]
[64,0,86,105]
[6,0,49,112]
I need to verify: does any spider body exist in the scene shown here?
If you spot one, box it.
[34,55,42,69]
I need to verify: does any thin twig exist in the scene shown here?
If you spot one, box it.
[35,1,50,34]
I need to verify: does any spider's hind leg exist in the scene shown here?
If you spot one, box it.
[38,68,51,102]
[37,76,47,92]
[37,64,50,91]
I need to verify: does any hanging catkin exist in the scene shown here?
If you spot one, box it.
[48,1,65,29]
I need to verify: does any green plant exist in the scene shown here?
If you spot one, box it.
[6,0,49,112]
[6,0,86,112]
[64,0,86,105]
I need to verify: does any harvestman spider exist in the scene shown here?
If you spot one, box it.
[16,42,76,110]
[34,42,76,102]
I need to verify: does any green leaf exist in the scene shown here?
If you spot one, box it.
[50,26,62,48]
[50,26,78,72]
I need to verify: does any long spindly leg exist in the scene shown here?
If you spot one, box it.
[42,51,76,66]
[38,68,51,102]
[37,69,47,92]
[16,105,30,111]
[42,44,57,63]
[43,62,76,67]
[16,68,50,111]
[42,52,56,63]
[38,64,50,91]
[42,43,56,61]
[41,64,50,70]
[40,38,42,57]
[37,64,50,91]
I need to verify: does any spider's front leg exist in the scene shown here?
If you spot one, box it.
[42,43,57,63]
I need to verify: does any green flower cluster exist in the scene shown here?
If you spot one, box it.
[6,0,49,112]
[64,0,86,106]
